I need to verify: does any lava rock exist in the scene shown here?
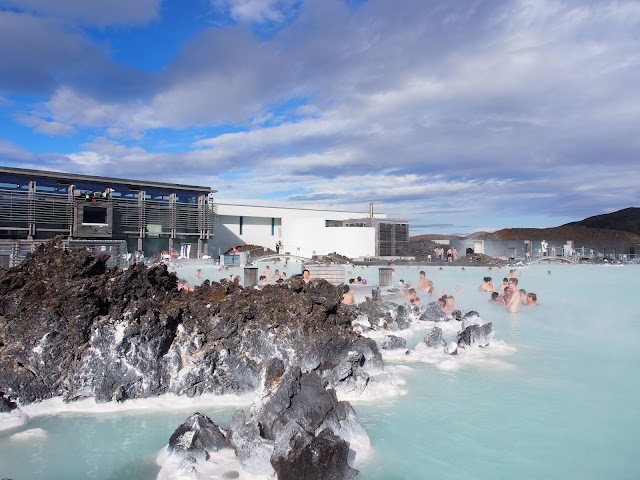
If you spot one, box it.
[381,335,406,350]
[168,412,230,460]
[457,322,494,347]
[420,302,446,322]
[424,326,446,348]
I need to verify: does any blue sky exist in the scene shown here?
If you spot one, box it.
[1,0,639,235]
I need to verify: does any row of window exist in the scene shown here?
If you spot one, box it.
[0,174,203,204]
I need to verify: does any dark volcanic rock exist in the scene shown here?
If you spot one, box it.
[420,302,446,322]
[162,363,365,479]
[424,326,446,348]
[357,297,412,331]
[381,335,406,350]
[458,322,494,347]
[272,428,357,480]
[0,239,382,408]
[0,390,18,412]
[168,412,230,460]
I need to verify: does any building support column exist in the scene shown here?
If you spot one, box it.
[137,190,146,253]
[27,180,36,239]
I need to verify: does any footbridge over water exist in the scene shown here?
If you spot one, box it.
[527,256,577,265]
[525,246,608,265]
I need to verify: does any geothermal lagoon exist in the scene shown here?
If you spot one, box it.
[1,262,638,479]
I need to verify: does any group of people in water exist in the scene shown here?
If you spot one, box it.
[479,269,538,312]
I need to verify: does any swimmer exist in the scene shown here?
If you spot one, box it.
[489,292,501,304]
[442,295,456,315]
[499,277,509,293]
[505,278,521,312]
[405,288,417,302]
[194,269,201,280]
[426,280,436,297]
[341,285,354,305]
[437,297,446,312]
[502,287,512,304]
[519,289,528,305]
[526,293,538,306]
[410,296,421,308]
[418,271,429,292]
[263,265,272,280]
[479,277,495,292]
[302,269,310,284]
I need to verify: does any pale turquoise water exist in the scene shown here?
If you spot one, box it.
[1,264,638,479]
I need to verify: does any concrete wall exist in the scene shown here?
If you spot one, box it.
[210,204,382,258]
[282,217,376,258]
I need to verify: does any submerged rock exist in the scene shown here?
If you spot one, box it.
[381,335,406,350]
[420,302,446,322]
[457,322,494,347]
[424,326,446,348]
[444,342,458,355]
[168,412,230,460]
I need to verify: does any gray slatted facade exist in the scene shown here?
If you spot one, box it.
[0,166,216,261]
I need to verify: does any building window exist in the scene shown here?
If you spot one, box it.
[271,218,275,236]
[326,220,344,227]
[83,206,108,225]
[239,216,243,235]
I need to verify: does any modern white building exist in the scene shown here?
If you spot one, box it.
[210,203,409,259]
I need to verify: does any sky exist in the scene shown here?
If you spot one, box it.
[1,0,639,235]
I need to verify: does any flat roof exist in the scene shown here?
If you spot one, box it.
[0,166,216,194]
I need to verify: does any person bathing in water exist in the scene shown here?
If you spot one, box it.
[479,277,495,292]
[505,278,521,312]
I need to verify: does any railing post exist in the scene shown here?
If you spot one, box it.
[379,268,393,287]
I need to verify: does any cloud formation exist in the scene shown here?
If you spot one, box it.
[1,0,639,233]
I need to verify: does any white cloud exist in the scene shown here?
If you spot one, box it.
[0,0,160,26]
[212,0,299,23]
[15,114,75,136]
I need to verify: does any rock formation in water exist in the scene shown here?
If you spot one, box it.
[420,302,446,322]
[0,240,383,411]
[424,326,446,348]
[457,322,494,347]
[381,335,406,350]
[160,359,365,479]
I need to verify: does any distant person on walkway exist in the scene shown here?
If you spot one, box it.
[541,240,548,257]
[453,248,458,262]
[342,285,354,305]
[302,269,310,284]
[447,248,453,262]
[275,241,282,254]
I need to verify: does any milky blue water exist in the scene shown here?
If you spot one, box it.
[1,264,639,479]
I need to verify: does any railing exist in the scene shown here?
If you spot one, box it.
[527,247,637,263]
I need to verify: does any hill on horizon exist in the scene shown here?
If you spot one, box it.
[410,207,640,241]
[564,207,640,235]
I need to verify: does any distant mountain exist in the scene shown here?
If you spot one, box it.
[564,207,640,235]
[409,208,640,242]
